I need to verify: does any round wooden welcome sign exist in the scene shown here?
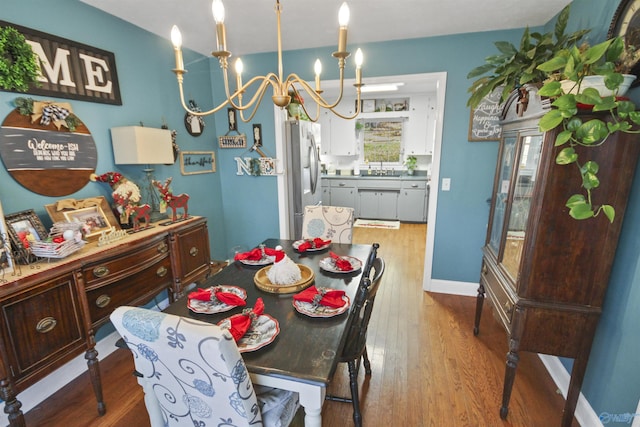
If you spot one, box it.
[0,105,97,196]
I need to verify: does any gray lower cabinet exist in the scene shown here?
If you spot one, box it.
[398,180,428,222]
[321,181,331,205]
[329,179,356,209]
[358,190,398,220]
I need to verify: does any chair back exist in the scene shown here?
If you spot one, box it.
[110,306,261,427]
[341,249,386,361]
[301,205,354,243]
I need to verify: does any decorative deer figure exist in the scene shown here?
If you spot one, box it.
[127,204,151,231]
[152,178,190,222]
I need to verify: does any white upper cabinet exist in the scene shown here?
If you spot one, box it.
[404,94,434,156]
[319,106,358,156]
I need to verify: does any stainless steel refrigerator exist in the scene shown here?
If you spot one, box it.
[284,120,321,240]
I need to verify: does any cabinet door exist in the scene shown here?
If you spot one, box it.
[405,94,432,155]
[378,191,399,220]
[171,220,211,295]
[330,115,357,156]
[1,274,85,382]
[398,189,427,222]
[501,133,544,281]
[358,190,378,218]
[321,184,331,205]
[330,186,356,210]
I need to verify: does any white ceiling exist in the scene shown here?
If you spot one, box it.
[80,0,572,57]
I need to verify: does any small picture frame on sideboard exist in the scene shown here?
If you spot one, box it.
[0,200,15,277]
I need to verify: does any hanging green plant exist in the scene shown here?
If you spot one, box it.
[0,26,40,92]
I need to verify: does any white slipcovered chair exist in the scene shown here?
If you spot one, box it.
[301,205,354,243]
[110,306,299,427]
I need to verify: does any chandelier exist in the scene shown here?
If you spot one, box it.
[170,0,364,123]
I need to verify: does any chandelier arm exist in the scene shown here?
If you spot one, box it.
[237,80,277,122]
[176,75,232,116]
[224,74,276,112]
[288,75,345,110]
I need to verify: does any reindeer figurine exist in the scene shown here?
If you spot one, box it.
[127,204,151,231]
[152,177,190,222]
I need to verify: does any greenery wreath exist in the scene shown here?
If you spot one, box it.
[0,26,40,92]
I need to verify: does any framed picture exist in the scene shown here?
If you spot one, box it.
[4,209,47,254]
[0,200,15,277]
[180,151,216,175]
[45,196,120,241]
[362,99,376,113]
[468,86,503,141]
[63,205,113,239]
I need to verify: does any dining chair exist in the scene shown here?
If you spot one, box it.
[301,205,354,243]
[110,306,300,427]
[326,245,385,427]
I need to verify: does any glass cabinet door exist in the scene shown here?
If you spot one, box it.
[502,133,544,280]
[488,134,517,256]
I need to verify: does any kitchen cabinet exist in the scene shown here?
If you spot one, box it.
[319,109,357,156]
[329,179,357,210]
[473,86,640,426]
[357,178,400,219]
[321,180,331,205]
[397,179,428,222]
[404,94,434,155]
[0,217,211,427]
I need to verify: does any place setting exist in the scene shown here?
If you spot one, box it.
[292,285,350,318]
[233,244,282,266]
[187,285,247,314]
[217,298,280,352]
[292,237,331,253]
[318,251,362,274]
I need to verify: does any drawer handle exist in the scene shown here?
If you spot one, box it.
[36,317,57,334]
[93,266,110,278]
[157,242,169,253]
[189,247,199,257]
[411,184,418,188]
[504,301,513,316]
[157,266,168,277]
[96,294,111,308]
[339,183,345,187]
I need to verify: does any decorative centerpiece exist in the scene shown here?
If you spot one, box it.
[91,172,142,225]
[254,246,314,294]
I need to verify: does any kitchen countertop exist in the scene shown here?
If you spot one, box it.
[322,172,429,181]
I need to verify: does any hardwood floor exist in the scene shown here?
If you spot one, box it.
[23,223,574,426]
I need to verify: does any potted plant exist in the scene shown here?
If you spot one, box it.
[536,36,640,222]
[467,5,589,109]
[0,25,40,92]
[404,155,418,175]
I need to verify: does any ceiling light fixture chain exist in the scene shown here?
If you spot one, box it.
[170,0,364,123]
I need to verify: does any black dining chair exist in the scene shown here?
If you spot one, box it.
[326,244,385,427]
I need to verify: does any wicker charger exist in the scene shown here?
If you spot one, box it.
[254,264,314,294]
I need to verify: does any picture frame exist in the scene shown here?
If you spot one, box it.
[468,86,503,141]
[4,209,47,255]
[45,196,120,241]
[0,200,15,277]
[362,99,376,113]
[180,151,216,175]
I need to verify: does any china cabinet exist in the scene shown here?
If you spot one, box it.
[0,217,211,427]
[473,86,640,426]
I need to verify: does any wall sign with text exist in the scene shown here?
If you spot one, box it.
[180,151,216,175]
[0,20,122,105]
[468,87,503,141]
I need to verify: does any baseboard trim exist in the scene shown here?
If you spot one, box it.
[0,297,170,426]
[427,278,478,296]
[538,354,602,427]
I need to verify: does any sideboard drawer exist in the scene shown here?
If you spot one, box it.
[481,259,515,332]
[1,274,85,385]
[82,239,169,287]
[85,257,173,327]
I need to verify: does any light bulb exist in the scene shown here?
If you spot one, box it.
[314,59,322,76]
[235,58,244,74]
[338,3,350,27]
[171,25,182,48]
[355,48,363,69]
[212,0,225,23]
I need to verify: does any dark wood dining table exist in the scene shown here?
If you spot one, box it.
[164,238,371,427]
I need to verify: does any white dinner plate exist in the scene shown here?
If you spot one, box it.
[319,255,362,273]
[187,285,247,314]
[218,314,280,352]
[238,255,276,266]
[293,294,351,318]
[292,239,331,252]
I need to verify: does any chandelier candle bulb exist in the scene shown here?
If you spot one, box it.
[338,2,350,53]
[170,25,184,71]
[235,58,243,91]
[355,48,363,85]
[212,0,227,52]
[314,59,322,91]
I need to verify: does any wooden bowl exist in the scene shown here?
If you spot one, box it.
[254,264,314,294]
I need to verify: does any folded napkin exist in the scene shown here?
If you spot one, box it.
[330,251,352,271]
[297,238,331,252]
[228,298,265,341]
[234,247,285,262]
[293,285,346,308]
[188,286,247,307]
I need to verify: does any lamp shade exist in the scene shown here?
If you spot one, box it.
[110,126,174,165]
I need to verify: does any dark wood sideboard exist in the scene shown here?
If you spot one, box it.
[0,216,211,426]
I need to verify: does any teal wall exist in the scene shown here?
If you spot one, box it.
[0,0,227,260]
[1,0,639,422]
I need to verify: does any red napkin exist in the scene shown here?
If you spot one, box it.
[234,247,285,262]
[297,238,331,252]
[188,287,247,307]
[293,285,346,308]
[227,298,264,341]
[330,251,352,271]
